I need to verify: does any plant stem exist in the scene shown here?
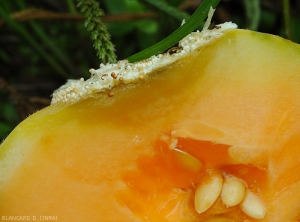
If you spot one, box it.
[243,0,261,31]
[283,0,292,40]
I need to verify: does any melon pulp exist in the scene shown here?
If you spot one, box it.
[1,28,300,222]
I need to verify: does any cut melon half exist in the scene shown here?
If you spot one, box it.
[1,20,300,222]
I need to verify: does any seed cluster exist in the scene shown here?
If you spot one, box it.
[51,22,237,104]
[194,171,266,219]
[172,147,266,220]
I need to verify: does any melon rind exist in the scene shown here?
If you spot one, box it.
[51,22,237,104]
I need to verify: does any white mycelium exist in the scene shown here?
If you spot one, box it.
[51,10,237,104]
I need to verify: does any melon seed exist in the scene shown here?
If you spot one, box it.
[194,173,223,214]
[172,148,203,172]
[240,191,266,219]
[221,175,246,207]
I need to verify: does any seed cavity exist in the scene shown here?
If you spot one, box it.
[168,137,266,220]
[194,173,223,214]
[221,175,246,207]
[172,148,203,172]
[240,191,266,219]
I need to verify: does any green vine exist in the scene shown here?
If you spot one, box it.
[77,0,116,64]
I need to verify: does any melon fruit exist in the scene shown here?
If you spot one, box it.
[1,21,300,222]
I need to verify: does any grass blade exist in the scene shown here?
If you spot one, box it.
[127,0,221,63]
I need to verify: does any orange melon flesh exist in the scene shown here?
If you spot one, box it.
[1,28,300,221]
